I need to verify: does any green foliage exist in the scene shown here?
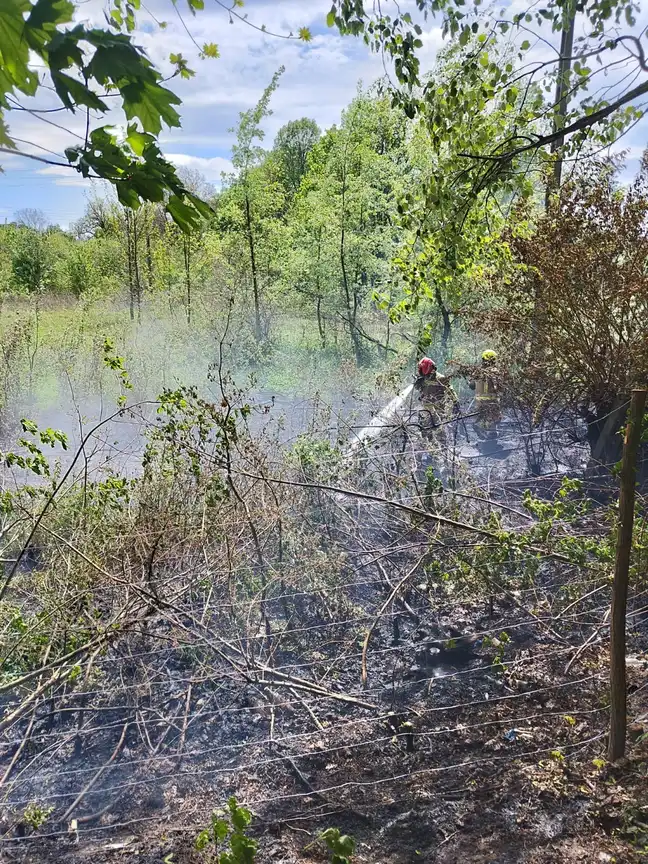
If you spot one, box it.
[327,0,648,330]
[330,0,646,165]
[11,229,50,294]
[284,89,407,361]
[0,0,212,230]
[292,435,341,482]
[389,41,534,320]
[522,477,586,523]
[2,417,68,477]
[219,69,286,340]
[273,118,321,194]
[22,802,54,831]
[103,337,133,403]
[143,382,247,497]
[318,827,356,864]
[195,797,257,863]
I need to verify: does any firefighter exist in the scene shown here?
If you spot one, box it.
[413,357,458,440]
[468,349,502,439]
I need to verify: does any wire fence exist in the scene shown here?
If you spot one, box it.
[0,389,645,855]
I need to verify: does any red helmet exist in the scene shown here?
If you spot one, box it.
[418,357,437,376]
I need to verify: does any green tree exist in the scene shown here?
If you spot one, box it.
[219,69,285,342]
[293,90,407,364]
[330,0,646,182]
[11,228,50,294]
[282,185,338,348]
[273,118,321,195]
[390,42,540,353]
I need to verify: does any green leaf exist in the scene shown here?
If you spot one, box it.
[21,418,38,435]
[166,194,203,232]
[520,39,530,50]
[51,71,108,111]
[228,797,252,831]
[298,27,312,41]
[0,114,16,149]
[46,27,85,81]
[326,8,335,27]
[194,829,210,852]
[0,0,34,92]
[505,86,518,105]
[213,818,228,843]
[25,0,74,52]
[125,123,153,156]
[121,79,181,134]
[201,42,219,58]
[87,35,153,85]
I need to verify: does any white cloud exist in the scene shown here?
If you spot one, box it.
[9,0,647,225]
[166,153,233,182]
[37,165,95,188]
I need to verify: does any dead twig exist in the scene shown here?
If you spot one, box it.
[362,556,426,689]
[62,720,131,822]
[175,684,192,767]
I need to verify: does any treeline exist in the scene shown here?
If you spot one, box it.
[1,47,531,365]
[0,85,414,361]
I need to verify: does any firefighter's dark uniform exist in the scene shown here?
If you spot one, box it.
[469,364,501,438]
[414,372,458,442]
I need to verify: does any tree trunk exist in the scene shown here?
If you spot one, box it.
[183,237,191,327]
[545,5,576,207]
[434,285,452,359]
[340,227,363,365]
[316,296,325,348]
[126,211,135,322]
[245,192,262,341]
[146,231,154,289]
[608,389,647,761]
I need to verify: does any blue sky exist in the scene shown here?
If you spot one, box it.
[1,0,646,229]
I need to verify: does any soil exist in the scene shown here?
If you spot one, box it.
[1,419,647,864]
[2,610,646,864]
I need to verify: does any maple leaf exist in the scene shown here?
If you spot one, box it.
[0,0,34,94]
[25,0,74,52]
[121,79,182,134]
[201,42,220,58]
[0,114,16,149]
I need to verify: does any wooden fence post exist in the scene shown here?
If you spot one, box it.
[608,388,647,762]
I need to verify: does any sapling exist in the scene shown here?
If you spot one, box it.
[194,797,257,863]
[312,827,356,864]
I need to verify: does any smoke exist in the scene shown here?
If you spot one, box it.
[0,296,409,482]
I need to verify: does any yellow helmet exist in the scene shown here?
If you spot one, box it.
[481,350,497,363]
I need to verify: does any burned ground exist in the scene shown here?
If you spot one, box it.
[0,402,647,864]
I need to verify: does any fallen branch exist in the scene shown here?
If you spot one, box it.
[361,556,425,688]
[62,720,131,822]
[0,705,37,788]
[175,684,193,767]
[564,608,610,675]
[0,667,70,734]
[272,741,371,824]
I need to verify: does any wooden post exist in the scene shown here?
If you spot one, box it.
[608,388,647,761]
